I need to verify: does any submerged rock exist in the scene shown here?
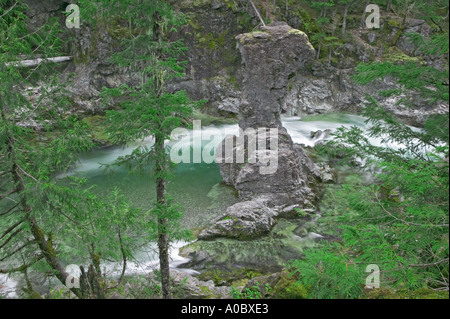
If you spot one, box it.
[180,217,322,272]
[103,270,232,299]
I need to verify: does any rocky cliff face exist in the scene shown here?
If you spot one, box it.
[21,0,447,126]
[278,16,446,126]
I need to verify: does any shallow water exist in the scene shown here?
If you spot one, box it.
[0,274,18,299]
[69,123,242,230]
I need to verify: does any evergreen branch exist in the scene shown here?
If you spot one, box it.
[0,169,10,178]
[0,216,25,241]
[0,187,20,200]
[0,1,18,19]
[409,258,449,268]
[249,0,266,26]
[430,17,444,33]
[23,268,43,298]
[0,228,23,250]
[0,201,20,216]
[107,230,127,290]
[0,240,34,262]
[375,192,449,228]
[0,255,43,274]
[15,164,38,183]
[45,198,96,236]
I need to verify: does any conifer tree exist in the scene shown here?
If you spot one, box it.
[291,25,449,297]
[0,0,90,298]
[79,0,201,299]
[1,0,148,299]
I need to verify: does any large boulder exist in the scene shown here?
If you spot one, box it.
[217,22,321,207]
[198,199,277,240]
[235,22,315,131]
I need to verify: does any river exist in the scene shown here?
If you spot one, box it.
[0,113,404,298]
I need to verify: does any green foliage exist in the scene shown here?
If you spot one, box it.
[270,271,309,299]
[82,0,204,299]
[406,32,449,57]
[310,0,335,12]
[116,275,162,299]
[354,62,448,103]
[362,287,449,299]
[231,281,270,299]
[311,94,449,292]
[354,31,449,104]
[94,1,202,231]
[197,268,263,286]
[289,243,365,299]
[0,0,162,298]
[291,24,449,298]
[295,207,309,218]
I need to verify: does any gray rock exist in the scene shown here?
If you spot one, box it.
[169,270,232,299]
[217,23,321,209]
[234,23,315,131]
[217,129,320,207]
[318,162,336,184]
[243,272,284,297]
[179,225,311,272]
[367,32,378,44]
[215,97,240,114]
[198,199,277,240]
[206,24,325,240]
[396,19,431,56]
[21,2,443,127]
[107,270,232,299]
[211,0,224,10]
[298,79,334,114]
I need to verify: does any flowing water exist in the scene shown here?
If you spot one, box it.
[0,274,18,299]
[0,113,413,298]
[68,113,379,230]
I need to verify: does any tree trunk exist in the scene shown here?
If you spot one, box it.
[391,9,409,47]
[155,132,172,299]
[79,264,105,299]
[22,269,42,299]
[0,106,83,299]
[316,18,324,60]
[360,0,370,28]
[317,37,323,60]
[89,243,102,276]
[152,8,173,300]
[342,3,349,36]
[249,0,266,26]
[273,0,276,17]
[386,0,392,12]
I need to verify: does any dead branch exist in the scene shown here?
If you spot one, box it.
[5,56,73,68]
